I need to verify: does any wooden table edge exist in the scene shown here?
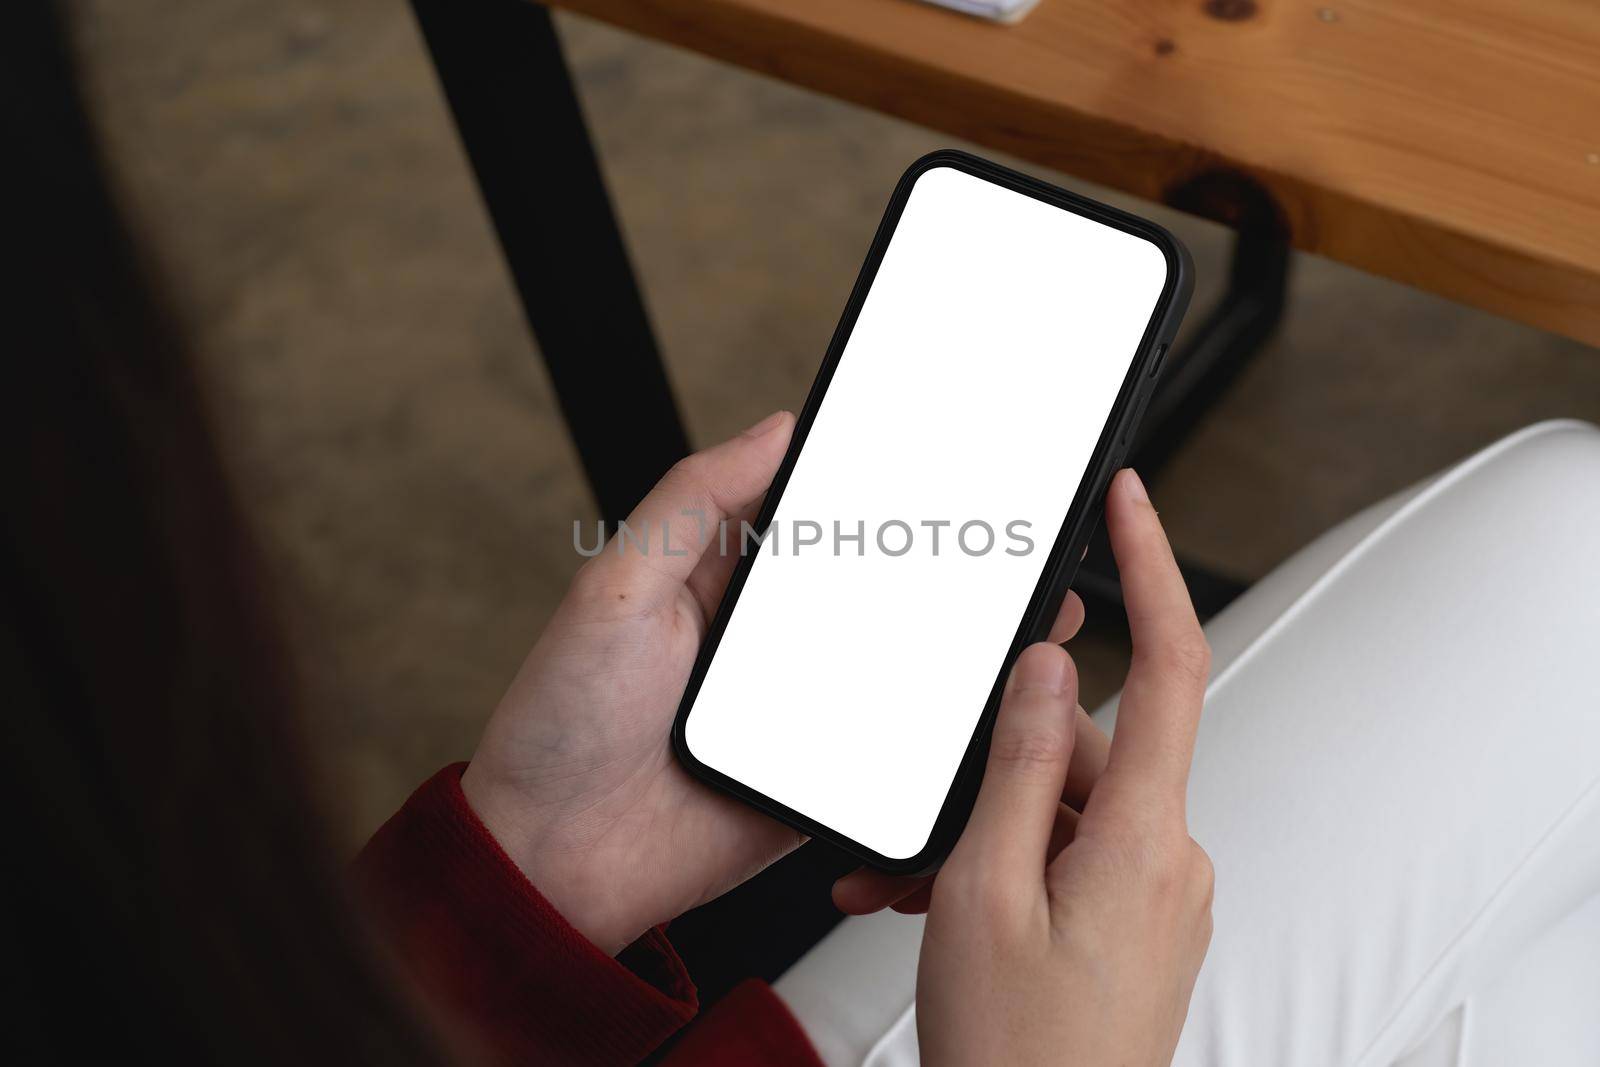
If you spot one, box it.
[548,0,1600,349]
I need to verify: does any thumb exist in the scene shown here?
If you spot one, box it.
[586,411,793,608]
[946,643,1079,888]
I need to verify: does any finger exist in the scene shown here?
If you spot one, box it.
[875,806,1081,917]
[1095,469,1209,816]
[587,411,793,609]
[891,882,935,915]
[1046,589,1087,643]
[1062,705,1110,809]
[835,706,1100,915]
[837,682,1102,919]
[684,491,766,626]
[833,869,929,916]
[1047,801,1081,856]
[836,706,1103,915]
[945,643,1079,886]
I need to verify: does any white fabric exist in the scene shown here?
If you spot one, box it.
[775,419,1600,1066]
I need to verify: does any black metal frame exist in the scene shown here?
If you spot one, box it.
[1140,171,1291,472]
[410,0,1291,588]
[410,0,690,526]
[1076,171,1291,621]
[406,0,1291,1005]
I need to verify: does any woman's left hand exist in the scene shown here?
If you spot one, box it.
[461,411,806,954]
[462,408,1099,954]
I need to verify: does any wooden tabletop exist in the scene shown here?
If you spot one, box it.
[549,0,1600,347]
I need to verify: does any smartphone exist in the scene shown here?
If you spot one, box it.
[672,150,1191,874]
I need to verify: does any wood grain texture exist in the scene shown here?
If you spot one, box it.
[547,0,1600,347]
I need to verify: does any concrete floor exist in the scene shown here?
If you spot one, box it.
[76,0,1600,850]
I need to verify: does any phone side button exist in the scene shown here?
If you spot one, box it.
[1148,343,1169,379]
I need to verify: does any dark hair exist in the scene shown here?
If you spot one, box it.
[2,3,446,1060]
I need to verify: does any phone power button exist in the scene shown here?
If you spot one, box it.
[1148,343,1170,379]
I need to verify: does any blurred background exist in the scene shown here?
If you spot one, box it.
[74,0,1600,851]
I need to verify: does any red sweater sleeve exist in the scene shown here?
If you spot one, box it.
[353,764,823,1067]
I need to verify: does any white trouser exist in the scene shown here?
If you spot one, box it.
[775,420,1600,1067]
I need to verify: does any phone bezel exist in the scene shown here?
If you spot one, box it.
[670,149,1193,875]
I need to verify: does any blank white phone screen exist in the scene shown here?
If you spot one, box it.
[684,165,1170,860]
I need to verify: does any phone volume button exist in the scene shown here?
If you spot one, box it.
[1148,343,1170,379]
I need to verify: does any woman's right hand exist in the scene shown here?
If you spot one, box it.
[916,468,1215,1066]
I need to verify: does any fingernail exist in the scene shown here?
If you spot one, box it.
[1012,646,1072,695]
[741,410,789,438]
[1122,467,1149,504]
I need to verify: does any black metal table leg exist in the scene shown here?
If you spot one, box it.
[409,0,852,1010]
[408,0,690,526]
[1078,172,1291,622]
[1137,171,1292,473]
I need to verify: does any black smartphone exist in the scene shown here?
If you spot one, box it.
[672,150,1191,874]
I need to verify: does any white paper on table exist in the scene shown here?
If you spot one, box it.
[916,0,1040,23]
